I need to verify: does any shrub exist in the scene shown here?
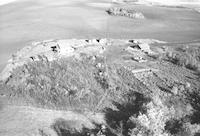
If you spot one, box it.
[104,91,151,136]
[194,133,200,136]
[165,119,183,135]
[4,56,109,111]
[166,46,200,71]
[186,90,200,124]
[106,7,145,19]
[38,129,51,136]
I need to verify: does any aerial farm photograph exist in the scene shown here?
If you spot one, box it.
[0,0,200,136]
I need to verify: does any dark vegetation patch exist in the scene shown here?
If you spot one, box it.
[166,46,200,71]
[186,90,200,124]
[165,119,184,135]
[51,92,151,136]
[194,133,200,136]
[104,91,151,136]
[106,7,145,19]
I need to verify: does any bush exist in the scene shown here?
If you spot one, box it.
[166,46,200,71]
[186,90,200,124]
[165,119,183,135]
[104,91,151,136]
[4,56,110,111]
[194,133,200,136]
[106,7,145,19]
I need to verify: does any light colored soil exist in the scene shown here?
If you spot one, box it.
[135,0,200,7]
[86,2,112,8]
[0,105,104,136]
[0,0,18,6]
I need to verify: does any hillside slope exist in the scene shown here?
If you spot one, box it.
[1,38,200,136]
